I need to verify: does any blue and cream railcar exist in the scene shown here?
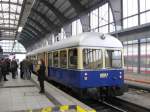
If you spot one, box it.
[27,32,124,96]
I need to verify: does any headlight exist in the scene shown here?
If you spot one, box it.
[84,73,88,76]
[119,75,122,79]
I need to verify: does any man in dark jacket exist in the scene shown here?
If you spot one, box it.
[10,59,18,79]
[6,58,11,75]
[37,59,46,93]
[1,59,8,81]
[20,60,24,79]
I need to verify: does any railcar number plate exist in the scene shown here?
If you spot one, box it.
[100,73,108,78]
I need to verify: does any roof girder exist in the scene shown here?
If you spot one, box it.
[0,18,19,21]
[23,27,40,38]
[0,11,20,15]
[0,23,18,26]
[32,9,58,30]
[28,17,49,33]
[68,0,85,14]
[21,31,35,39]
[0,27,16,30]
[23,27,40,39]
[25,23,43,35]
[39,0,68,24]
[19,35,33,45]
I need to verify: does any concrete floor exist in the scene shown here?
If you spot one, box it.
[0,75,54,112]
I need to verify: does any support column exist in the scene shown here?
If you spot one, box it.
[80,14,90,32]
[109,0,123,31]
[77,48,83,69]
[138,39,141,73]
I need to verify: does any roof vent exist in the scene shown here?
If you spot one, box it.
[100,34,105,40]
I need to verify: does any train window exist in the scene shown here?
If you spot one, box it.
[60,50,67,68]
[83,49,103,69]
[53,51,59,67]
[48,52,53,67]
[34,56,38,65]
[68,48,77,69]
[105,50,122,68]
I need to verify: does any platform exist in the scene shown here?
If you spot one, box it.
[117,89,150,110]
[125,73,150,91]
[0,75,54,112]
[31,74,95,111]
[125,73,150,84]
[116,73,150,110]
[0,74,94,112]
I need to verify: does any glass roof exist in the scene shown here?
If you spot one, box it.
[0,40,26,53]
[0,0,24,38]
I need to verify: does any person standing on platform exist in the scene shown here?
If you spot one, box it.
[10,59,18,79]
[6,58,10,75]
[28,59,33,79]
[20,60,24,79]
[22,59,31,80]
[1,59,8,81]
[26,58,32,79]
[37,59,46,93]
[0,59,3,82]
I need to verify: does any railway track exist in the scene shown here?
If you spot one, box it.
[83,99,127,112]
[125,83,150,92]
[105,97,150,112]
[86,97,150,112]
[45,77,150,112]
[101,101,127,112]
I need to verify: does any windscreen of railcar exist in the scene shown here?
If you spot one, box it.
[83,49,103,69]
[105,50,122,68]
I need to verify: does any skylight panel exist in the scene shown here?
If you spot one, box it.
[18,0,23,4]
[4,19,9,24]
[10,13,16,19]
[3,13,9,18]
[2,4,9,11]
[10,4,17,12]
[2,0,9,2]
[10,20,15,24]
[17,6,21,13]
[0,0,24,40]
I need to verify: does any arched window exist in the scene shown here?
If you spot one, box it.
[123,0,150,28]
[60,28,66,39]
[90,3,115,33]
[123,0,138,29]
[72,19,83,36]
[0,40,26,53]
[140,0,150,24]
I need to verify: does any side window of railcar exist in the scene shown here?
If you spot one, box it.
[34,55,38,65]
[38,53,45,62]
[48,52,53,67]
[34,56,36,64]
[53,51,59,67]
[60,50,67,68]
[37,54,40,65]
[83,49,103,69]
[68,48,77,69]
[105,50,122,68]
[32,56,34,64]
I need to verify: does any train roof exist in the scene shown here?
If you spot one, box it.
[27,32,123,56]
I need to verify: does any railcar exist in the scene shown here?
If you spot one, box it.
[27,32,124,97]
